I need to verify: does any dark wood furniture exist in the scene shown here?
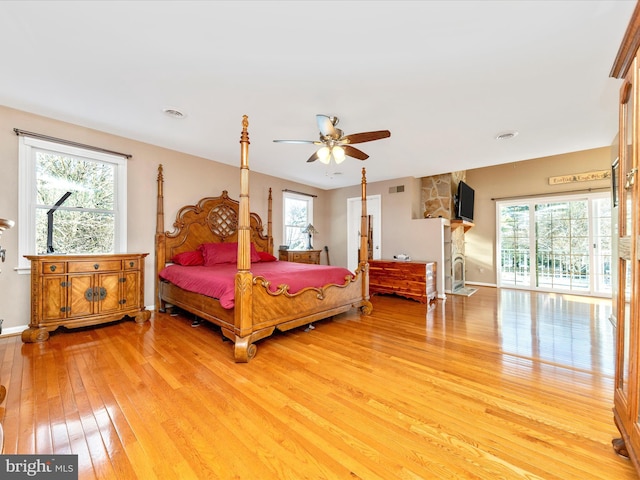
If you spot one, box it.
[22,253,150,342]
[278,249,321,264]
[610,3,640,471]
[155,116,372,362]
[368,259,436,304]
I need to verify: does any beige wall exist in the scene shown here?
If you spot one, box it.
[327,147,614,291]
[0,106,327,332]
[327,176,444,266]
[465,147,613,286]
[0,105,615,333]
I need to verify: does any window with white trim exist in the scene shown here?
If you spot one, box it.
[496,192,611,296]
[18,136,127,271]
[283,192,313,250]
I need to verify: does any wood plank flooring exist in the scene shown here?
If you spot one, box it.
[0,286,635,479]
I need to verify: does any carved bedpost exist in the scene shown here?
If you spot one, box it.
[268,188,273,254]
[235,115,254,350]
[155,164,166,312]
[237,115,251,272]
[360,168,370,301]
[359,168,368,264]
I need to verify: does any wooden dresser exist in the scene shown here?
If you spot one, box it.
[368,259,436,304]
[279,249,321,264]
[23,253,150,342]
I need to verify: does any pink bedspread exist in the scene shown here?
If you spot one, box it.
[159,261,354,309]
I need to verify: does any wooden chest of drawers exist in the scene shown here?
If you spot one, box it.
[23,253,150,342]
[278,249,321,264]
[368,259,436,304]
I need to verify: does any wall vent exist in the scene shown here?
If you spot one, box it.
[388,185,405,194]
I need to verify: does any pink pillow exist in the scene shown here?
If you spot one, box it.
[257,251,277,262]
[172,250,204,266]
[199,242,260,265]
[249,243,263,262]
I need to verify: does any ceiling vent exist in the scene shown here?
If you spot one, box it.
[163,107,187,119]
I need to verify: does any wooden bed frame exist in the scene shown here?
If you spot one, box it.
[155,116,372,362]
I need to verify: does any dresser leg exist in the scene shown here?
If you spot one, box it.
[134,309,151,324]
[21,327,50,343]
[613,437,630,459]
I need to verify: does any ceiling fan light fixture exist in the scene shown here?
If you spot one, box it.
[332,146,346,164]
[317,146,331,164]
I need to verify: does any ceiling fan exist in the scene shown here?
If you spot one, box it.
[273,114,391,164]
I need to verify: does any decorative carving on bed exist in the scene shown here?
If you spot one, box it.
[252,273,357,301]
[162,191,271,263]
[207,200,238,238]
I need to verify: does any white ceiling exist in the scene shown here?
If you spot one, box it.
[0,1,635,189]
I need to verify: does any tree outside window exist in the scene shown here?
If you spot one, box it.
[35,151,116,254]
[283,192,313,250]
[18,136,127,271]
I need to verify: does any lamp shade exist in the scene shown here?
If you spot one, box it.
[317,147,331,164]
[332,146,346,164]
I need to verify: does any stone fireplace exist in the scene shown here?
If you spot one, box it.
[421,171,470,295]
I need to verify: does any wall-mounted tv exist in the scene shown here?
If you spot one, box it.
[455,181,475,222]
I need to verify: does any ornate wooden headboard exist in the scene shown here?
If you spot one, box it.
[155,164,273,266]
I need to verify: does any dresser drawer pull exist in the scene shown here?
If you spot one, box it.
[93,263,100,270]
[50,265,56,272]
[119,299,127,305]
[129,261,135,267]
[119,277,126,283]
[60,306,70,313]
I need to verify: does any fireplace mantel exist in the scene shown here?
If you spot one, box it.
[450,219,474,232]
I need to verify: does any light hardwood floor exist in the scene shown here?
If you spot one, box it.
[0,287,635,479]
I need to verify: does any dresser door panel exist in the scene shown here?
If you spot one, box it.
[68,274,94,318]
[97,273,123,313]
[122,271,140,308]
[42,276,67,320]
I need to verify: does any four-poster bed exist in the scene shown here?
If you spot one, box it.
[155,116,372,362]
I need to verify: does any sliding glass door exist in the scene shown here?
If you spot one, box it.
[497,193,611,296]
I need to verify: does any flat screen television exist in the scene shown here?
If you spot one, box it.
[456,181,475,222]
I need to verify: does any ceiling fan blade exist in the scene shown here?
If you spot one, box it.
[343,145,369,160]
[342,130,391,144]
[316,114,339,139]
[306,151,320,163]
[273,139,319,144]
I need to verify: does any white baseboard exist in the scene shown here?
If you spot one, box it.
[1,325,28,337]
[465,281,497,288]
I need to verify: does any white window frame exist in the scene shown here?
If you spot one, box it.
[17,136,127,272]
[282,191,314,250]
[495,191,611,296]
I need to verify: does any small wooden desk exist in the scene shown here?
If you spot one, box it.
[368,259,436,304]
